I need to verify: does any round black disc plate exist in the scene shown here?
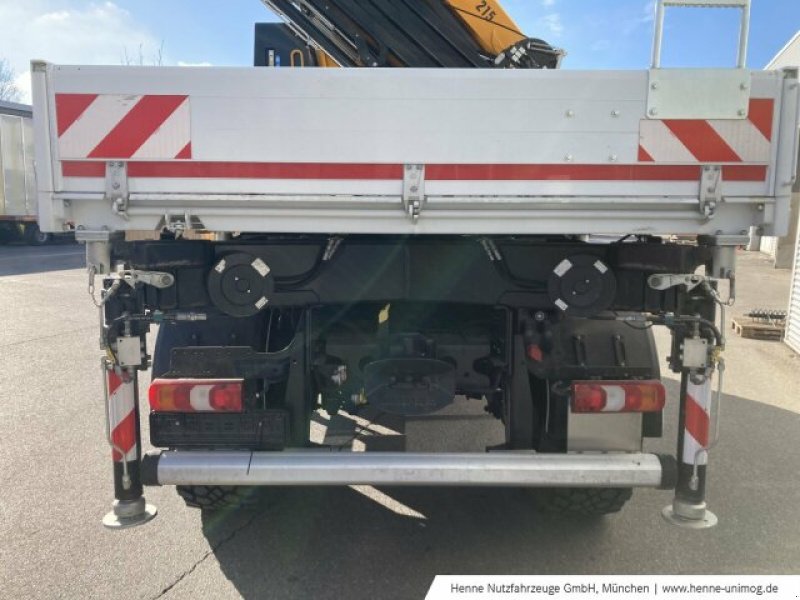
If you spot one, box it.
[207,253,274,317]
[547,254,616,317]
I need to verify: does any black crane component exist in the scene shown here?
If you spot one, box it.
[258,0,562,69]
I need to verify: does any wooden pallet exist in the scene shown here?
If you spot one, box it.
[731,318,785,341]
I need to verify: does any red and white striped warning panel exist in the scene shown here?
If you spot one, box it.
[55,94,775,182]
[107,369,138,463]
[56,93,192,160]
[639,99,774,164]
[682,378,712,466]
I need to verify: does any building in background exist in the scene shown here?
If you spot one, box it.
[778,31,800,354]
[760,31,800,269]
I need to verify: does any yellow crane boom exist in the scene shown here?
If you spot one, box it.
[443,0,527,56]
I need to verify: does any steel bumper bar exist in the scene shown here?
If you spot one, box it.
[141,451,677,489]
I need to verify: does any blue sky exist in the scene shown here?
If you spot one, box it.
[1,0,799,101]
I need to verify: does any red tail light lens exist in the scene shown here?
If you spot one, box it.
[208,383,244,412]
[148,379,244,413]
[571,380,665,413]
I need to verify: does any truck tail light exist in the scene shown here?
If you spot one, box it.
[571,380,665,413]
[148,379,244,413]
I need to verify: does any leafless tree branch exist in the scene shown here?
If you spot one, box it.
[0,58,22,102]
[121,41,165,66]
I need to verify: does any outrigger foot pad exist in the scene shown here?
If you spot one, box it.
[662,499,718,530]
[102,497,157,530]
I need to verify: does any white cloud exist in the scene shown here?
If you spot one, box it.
[13,71,31,103]
[642,0,656,22]
[542,0,557,6]
[538,13,564,37]
[622,1,656,35]
[0,1,160,102]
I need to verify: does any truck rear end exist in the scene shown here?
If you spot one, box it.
[31,1,800,530]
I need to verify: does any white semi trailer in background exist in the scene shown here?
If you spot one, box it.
[0,100,49,243]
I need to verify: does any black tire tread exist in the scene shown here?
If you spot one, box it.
[534,487,632,516]
[176,485,260,511]
[23,224,50,245]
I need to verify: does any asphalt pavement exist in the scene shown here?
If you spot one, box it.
[1,244,799,600]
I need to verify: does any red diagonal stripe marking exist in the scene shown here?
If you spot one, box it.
[638,145,654,162]
[127,161,404,179]
[111,411,136,461]
[175,142,192,159]
[88,95,188,159]
[663,119,741,162]
[107,369,123,397]
[748,98,774,141]
[425,164,707,180]
[685,393,710,448]
[59,160,769,182]
[55,93,98,136]
[721,165,767,181]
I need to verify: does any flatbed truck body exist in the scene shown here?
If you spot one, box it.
[29,0,800,529]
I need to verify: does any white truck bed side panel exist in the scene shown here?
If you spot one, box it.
[33,64,800,235]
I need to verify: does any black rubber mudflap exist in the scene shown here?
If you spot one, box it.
[533,488,633,517]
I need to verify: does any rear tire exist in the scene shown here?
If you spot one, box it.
[176,485,261,511]
[533,487,632,516]
[23,224,51,245]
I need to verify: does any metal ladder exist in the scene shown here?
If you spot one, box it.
[651,0,752,68]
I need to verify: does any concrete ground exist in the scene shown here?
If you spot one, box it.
[0,244,799,600]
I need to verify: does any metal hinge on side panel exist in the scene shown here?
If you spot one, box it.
[403,164,425,222]
[105,161,129,220]
[699,165,722,220]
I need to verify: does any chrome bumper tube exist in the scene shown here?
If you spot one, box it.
[142,451,676,489]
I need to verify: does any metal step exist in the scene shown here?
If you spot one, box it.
[142,450,675,488]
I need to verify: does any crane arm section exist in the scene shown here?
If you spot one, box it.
[260,0,563,69]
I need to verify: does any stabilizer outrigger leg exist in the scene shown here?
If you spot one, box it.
[101,361,157,529]
[653,238,736,529]
[87,239,160,529]
[662,369,718,529]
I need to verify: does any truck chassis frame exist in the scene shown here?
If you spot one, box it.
[91,233,731,530]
